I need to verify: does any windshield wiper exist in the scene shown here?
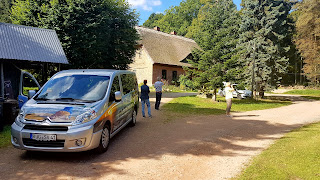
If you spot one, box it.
[55,98,76,101]
[34,97,50,101]
[54,98,95,103]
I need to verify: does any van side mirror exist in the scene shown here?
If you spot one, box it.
[28,90,36,99]
[115,91,122,101]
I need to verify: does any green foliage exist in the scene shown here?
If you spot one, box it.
[283,89,320,99]
[238,0,294,92]
[142,13,164,28]
[283,89,320,96]
[237,122,320,179]
[11,0,139,69]
[294,0,320,85]
[0,126,11,148]
[0,0,12,23]
[180,0,241,100]
[163,96,291,115]
[143,0,205,36]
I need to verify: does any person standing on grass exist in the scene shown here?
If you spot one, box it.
[140,80,152,118]
[154,77,164,110]
[225,82,234,117]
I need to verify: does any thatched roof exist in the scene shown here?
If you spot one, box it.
[136,26,199,67]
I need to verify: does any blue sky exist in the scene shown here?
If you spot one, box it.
[127,0,242,25]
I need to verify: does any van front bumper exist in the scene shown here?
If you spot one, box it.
[11,122,102,152]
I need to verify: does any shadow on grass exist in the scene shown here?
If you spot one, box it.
[302,96,320,100]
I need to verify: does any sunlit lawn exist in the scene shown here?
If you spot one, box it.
[163,96,291,115]
[284,89,320,100]
[236,122,320,179]
[0,126,11,148]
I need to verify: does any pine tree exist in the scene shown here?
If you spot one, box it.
[181,0,241,101]
[238,0,293,95]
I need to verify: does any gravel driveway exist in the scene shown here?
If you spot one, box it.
[0,93,320,180]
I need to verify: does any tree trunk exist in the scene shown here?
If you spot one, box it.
[212,89,217,101]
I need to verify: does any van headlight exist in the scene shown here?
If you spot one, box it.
[72,109,97,125]
[15,111,25,127]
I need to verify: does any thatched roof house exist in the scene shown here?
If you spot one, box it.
[130,26,199,85]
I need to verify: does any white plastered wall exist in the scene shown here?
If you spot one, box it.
[129,47,154,86]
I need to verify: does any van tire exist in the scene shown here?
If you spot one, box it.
[129,110,137,127]
[96,124,110,153]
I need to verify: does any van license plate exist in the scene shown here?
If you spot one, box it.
[30,134,57,141]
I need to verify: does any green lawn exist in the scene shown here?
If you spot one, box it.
[283,89,320,100]
[163,96,291,115]
[236,122,320,179]
[284,89,320,96]
[0,126,11,148]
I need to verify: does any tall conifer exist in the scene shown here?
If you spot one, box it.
[238,0,293,94]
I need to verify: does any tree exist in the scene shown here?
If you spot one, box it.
[0,0,12,23]
[294,0,320,85]
[144,0,205,36]
[181,0,241,101]
[11,0,139,69]
[143,13,164,28]
[238,0,294,96]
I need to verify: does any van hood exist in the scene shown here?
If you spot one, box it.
[22,102,95,123]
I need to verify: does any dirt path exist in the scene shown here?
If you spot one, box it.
[0,93,320,180]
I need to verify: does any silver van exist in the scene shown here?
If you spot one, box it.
[11,69,139,153]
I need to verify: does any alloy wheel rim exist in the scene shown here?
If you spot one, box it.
[133,111,136,123]
[101,128,109,148]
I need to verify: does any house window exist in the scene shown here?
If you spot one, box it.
[172,71,177,81]
[162,70,167,80]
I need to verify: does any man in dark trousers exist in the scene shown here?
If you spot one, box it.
[140,80,152,118]
[154,77,164,110]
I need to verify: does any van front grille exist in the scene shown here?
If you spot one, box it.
[22,138,65,147]
[23,125,68,131]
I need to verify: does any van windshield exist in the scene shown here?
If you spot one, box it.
[35,75,110,102]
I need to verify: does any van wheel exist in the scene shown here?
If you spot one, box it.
[129,110,137,127]
[96,124,110,153]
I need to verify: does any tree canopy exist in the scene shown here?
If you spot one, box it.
[143,0,206,36]
[180,0,241,100]
[142,13,164,28]
[11,0,139,69]
[237,0,294,92]
[294,0,320,85]
[0,0,12,23]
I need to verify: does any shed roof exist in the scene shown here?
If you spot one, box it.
[0,23,68,64]
[136,26,199,67]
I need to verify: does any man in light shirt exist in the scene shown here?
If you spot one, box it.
[225,82,234,117]
[154,77,164,110]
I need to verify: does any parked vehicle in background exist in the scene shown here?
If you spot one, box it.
[218,83,252,99]
[11,69,139,153]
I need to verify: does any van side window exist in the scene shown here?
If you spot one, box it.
[121,74,136,95]
[109,76,120,104]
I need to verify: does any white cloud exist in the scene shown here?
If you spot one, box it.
[151,0,162,6]
[127,0,162,11]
